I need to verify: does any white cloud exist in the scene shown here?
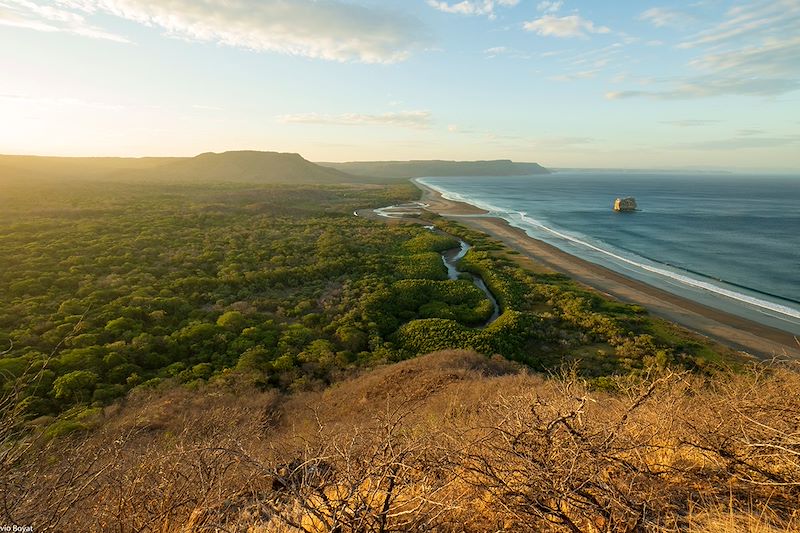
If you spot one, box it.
[484,46,509,57]
[6,0,430,63]
[427,0,519,19]
[483,45,530,59]
[536,1,563,13]
[279,111,432,129]
[0,0,129,42]
[523,15,610,38]
[639,7,695,29]
[611,1,800,99]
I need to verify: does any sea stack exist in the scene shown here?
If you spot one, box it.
[614,197,637,212]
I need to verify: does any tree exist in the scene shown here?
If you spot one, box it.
[52,371,98,404]
[216,311,245,332]
[236,347,272,373]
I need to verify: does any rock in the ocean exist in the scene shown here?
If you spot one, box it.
[614,197,637,212]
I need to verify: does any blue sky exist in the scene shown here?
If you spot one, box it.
[1,0,798,170]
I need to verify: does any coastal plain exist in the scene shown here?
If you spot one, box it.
[3,152,799,531]
[413,180,800,359]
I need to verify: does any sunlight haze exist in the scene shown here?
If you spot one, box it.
[1,0,798,169]
[4,3,800,529]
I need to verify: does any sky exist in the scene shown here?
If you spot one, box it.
[1,0,799,170]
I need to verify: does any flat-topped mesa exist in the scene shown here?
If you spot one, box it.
[614,197,637,212]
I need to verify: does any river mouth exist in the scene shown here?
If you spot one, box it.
[373,202,429,219]
[360,205,502,328]
[441,239,501,327]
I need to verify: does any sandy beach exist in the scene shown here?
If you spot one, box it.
[412,179,800,360]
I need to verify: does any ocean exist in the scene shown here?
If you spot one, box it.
[418,172,800,335]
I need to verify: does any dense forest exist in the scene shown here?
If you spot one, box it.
[1,178,742,438]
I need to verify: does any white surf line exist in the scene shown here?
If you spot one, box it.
[415,178,508,213]
[513,212,800,322]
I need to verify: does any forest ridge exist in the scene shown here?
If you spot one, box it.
[0,151,550,184]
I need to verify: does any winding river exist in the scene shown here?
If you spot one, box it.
[441,239,501,327]
[360,204,501,327]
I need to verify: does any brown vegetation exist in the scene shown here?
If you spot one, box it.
[3,350,799,532]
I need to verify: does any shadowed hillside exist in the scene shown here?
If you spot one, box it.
[0,153,550,184]
[4,350,798,532]
[319,159,550,178]
[138,151,355,183]
[0,151,357,184]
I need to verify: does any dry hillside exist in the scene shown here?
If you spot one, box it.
[3,350,799,532]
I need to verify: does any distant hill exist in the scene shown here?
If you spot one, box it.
[318,159,550,179]
[0,152,549,185]
[0,151,356,184]
[140,151,354,183]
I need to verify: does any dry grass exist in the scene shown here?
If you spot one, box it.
[2,350,799,532]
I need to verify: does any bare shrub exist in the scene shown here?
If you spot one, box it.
[3,352,799,532]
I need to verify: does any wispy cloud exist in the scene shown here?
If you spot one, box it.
[0,0,129,42]
[688,35,800,78]
[606,77,799,99]
[547,41,624,81]
[5,0,430,63]
[610,1,800,99]
[674,135,800,150]
[427,0,519,19]
[566,42,623,66]
[524,15,610,38]
[483,45,530,59]
[536,1,563,14]
[639,7,695,29]
[661,119,722,127]
[549,70,599,82]
[678,1,799,49]
[737,128,766,136]
[279,111,432,129]
[484,46,510,58]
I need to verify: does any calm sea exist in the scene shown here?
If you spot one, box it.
[418,172,800,335]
